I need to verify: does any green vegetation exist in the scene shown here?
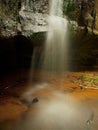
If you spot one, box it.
[75,73,98,88]
[63,0,76,20]
[63,0,78,37]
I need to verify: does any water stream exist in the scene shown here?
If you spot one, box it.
[42,0,68,72]
[30,0,68,75]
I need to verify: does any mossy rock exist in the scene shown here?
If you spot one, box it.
[28,32,47,46]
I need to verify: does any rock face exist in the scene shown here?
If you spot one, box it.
[95,0,98,30]
[18,6,47,36]
[18,1,48,36]
[0,18,17,37]
[0,0,49,37]
[1,0,98,37]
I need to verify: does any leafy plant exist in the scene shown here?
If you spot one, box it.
[75,73,98,88]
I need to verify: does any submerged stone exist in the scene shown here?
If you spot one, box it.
[32,97,39,103]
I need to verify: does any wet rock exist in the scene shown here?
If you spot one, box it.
[80,86,84,90]
[19,5,48,36]
[18,0,49,36]
[0,0,49,37]
[32,97,39,103]
[0,18,17,37]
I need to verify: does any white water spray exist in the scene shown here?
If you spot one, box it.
[43,0,68,72]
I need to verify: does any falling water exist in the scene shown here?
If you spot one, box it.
[30,0,68,82]
[43,0,68,72]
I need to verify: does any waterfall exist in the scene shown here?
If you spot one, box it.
[30,0,68,82]
[42,0,68,72]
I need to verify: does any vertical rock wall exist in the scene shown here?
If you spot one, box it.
[0,0,49,37]
[95,0,98,30]
[18,0,49,36]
